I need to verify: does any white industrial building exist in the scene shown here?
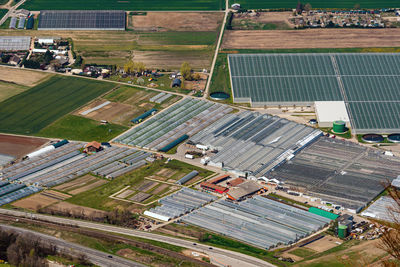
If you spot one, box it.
[314,101,350,127]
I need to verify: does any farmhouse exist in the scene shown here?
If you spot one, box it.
[84,141,103,153]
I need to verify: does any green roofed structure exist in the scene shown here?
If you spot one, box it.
[131,108,157,124]
[308,207,339,220]
[159,134,189,152]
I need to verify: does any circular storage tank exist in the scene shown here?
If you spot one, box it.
[332,120,346,133]
[338,225,348,238]
[388,134,400,143]
[210,92,230,101]
[362,134,384,143]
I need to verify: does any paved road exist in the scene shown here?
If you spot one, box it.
[0,209,275,267]
[0,224,145,267]
[0,0,26,26]
[204,0,229,98]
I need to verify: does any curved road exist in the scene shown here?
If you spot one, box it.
[0,209,275,267]
[0,224,145,267]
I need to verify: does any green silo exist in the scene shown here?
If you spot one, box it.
[333,121,346,133]
[338,225,348,238]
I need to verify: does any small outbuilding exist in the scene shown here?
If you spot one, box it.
[172,78,182,87]
[84,141,103,153]
[231,3,241,10]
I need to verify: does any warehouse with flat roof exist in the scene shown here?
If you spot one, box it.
[38,10,126,30]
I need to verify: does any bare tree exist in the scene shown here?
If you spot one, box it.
[376,184,400,263]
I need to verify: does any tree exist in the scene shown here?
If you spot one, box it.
[135,61,146,73]
[304,3,312,12]
[193,73,201,81]
[180,62,192,81]
[43,50,54,64]
[377,184,400,264]
[124,61,135,74]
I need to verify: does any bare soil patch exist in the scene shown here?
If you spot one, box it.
[0,66,51,87]
[129,192,152,203]
[156,168,178,178]
[0,134,48,158]
[12,193,59,211]
[53,174,97,192]
[152,184,169,195]
[76,99,133,125]
[41,190,71,201]
[222,28,400,49]
[46,202,106,217]
[130,12,223,32]
[116,189,134,199]
[68,179,107,195]
[304,235,342,252]
[137,180,159,192]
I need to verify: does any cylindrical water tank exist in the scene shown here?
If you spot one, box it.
[333,120,346,133]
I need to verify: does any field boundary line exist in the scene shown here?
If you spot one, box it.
[204,0,229,97]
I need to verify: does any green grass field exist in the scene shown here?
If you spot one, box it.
[0,9,7,20]
[0,81,30,102]
[22,0,224,10]
[209,53,232,100]
[0,76,115,134]
[230,0,399,9]
[37,115,128,142]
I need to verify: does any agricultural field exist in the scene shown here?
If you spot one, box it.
[66,159,214,212]
[12,190,71,211]
[222,28,400,50]
[0,66,51,87]
[0,81,29,102]
[37,115,128,142]
[22,0,225,11]
[0,13,221,69]
[0,134,48,158]
[101,86,181,125]
[129,12,224,32]
[0,76,115,134]
[230,0,399,9]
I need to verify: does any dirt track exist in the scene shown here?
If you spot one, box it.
[0,134,48,158]
[222,28,400,49]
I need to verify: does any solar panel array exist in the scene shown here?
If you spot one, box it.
[229,53,400,133]
[38,10,126,30]
[0,36,31,51]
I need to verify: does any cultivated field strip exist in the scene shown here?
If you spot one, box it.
[182,196,331,249]
[144,188,217,221]
[115,99,232,150]
[229,53,400,133]
[190,111,322,176]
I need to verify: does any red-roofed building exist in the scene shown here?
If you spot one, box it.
[200,182,229,194]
